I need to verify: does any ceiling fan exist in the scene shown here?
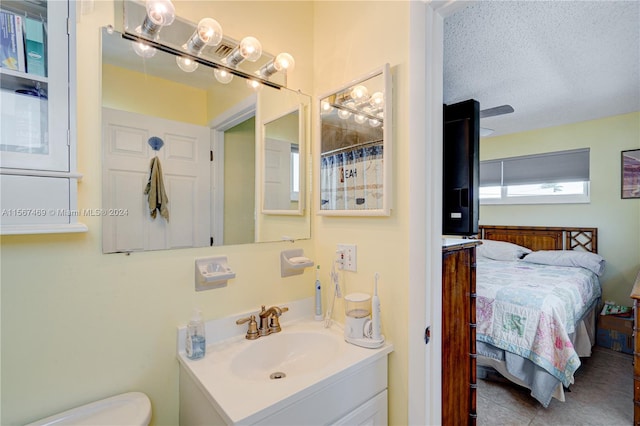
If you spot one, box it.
[480,104,514,136]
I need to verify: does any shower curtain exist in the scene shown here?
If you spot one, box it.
[320,143,383,210]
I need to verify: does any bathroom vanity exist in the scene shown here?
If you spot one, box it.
[177,298,393,425]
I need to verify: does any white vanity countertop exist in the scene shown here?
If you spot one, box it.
[177,298,393,425]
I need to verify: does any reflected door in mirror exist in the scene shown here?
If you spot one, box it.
[102,108,210,252]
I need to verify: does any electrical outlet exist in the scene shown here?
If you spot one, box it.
[337,244,357,271]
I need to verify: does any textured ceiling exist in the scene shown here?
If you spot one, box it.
[444,0,640,137]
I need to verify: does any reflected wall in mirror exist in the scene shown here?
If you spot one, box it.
[318,64,392,216]
[262,107,304,215]
[101,28,311,253]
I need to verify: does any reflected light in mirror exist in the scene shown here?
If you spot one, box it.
[214,68,233,84]
[176,56,198,72]
[132,40,156,58]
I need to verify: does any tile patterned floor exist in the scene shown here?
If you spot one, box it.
[477,346,633,426]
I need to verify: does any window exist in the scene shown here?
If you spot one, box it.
[480,148,590,204]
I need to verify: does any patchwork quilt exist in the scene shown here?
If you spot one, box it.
[476,258,602,387]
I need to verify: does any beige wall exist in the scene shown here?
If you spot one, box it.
[224,118,256,245]
[312,2,411,424]
[480,112,640,305]
[0,2,315,425]
[102,64,208,126]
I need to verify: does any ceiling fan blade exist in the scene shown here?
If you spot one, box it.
[480,105,514,119]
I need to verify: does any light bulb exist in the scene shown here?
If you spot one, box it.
[239,37,262,62]
[225,36,263,67]
[132,40,156,58]
[176,56,198,72]
[139,0,175,38]
[337,108,351,120]
[321,100,333,113]
[258,52,295,78]
[185,17,223,54]
[354,114,367,124]
[214,68,233,84]
[370,91,384,107]
[369,118,382,128]
[350,85,369,101]
[274,52,295,71]
[246,79,262,91]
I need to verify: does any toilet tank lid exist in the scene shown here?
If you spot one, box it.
[25,392,151,426]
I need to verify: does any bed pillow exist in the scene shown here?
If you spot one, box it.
[521,250,606,276]
[476,239,532,261]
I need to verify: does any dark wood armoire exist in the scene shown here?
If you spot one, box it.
[442,241,479,425]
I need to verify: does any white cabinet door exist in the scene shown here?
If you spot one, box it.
[102,108,210,252]
[0,0,85,235]
[333,390,388,426]
[0,1,70,172]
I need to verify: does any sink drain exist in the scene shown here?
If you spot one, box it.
[270,372,286,380]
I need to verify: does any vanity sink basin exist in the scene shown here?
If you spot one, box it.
[178,311,393,425]
[230,330,341,380]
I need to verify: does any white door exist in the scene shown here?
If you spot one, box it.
[263,137,292,211]
[102,108,210,252]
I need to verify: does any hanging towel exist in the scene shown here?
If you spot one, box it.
[144,156,169,221]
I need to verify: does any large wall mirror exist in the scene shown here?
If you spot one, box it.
[318,64,392,216]
[101,27,311,253]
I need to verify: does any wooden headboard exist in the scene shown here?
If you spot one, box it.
[478,225,598,253]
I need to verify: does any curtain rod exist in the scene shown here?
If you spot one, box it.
[321,139,383,157]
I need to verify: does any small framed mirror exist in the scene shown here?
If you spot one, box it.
[262,105,305,215]
[318,64,391,216]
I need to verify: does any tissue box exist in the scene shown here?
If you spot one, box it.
[596,315,633,354]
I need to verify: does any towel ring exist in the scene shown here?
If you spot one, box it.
[148,136,164,151]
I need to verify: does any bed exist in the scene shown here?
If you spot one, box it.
[475,225,604,407]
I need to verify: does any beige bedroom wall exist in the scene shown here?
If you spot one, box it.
[480,112,640,305]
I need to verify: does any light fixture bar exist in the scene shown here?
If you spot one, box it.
[329,102,383,123]
[121,32,283,90]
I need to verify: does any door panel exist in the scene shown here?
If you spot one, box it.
[102,108,210,252]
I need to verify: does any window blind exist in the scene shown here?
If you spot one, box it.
[479,159,502,186]
[480,148,590,186]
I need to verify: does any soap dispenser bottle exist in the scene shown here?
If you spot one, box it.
[186,309,206,360]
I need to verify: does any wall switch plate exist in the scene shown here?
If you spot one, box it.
[337,244,357,272]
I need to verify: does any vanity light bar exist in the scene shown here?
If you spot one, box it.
[121,32,283,90]
[328,102,383,123]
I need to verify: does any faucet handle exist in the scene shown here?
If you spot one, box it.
[236,315,259,340]
[269,307,288,333]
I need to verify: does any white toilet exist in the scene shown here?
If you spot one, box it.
[26,392,151,426]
